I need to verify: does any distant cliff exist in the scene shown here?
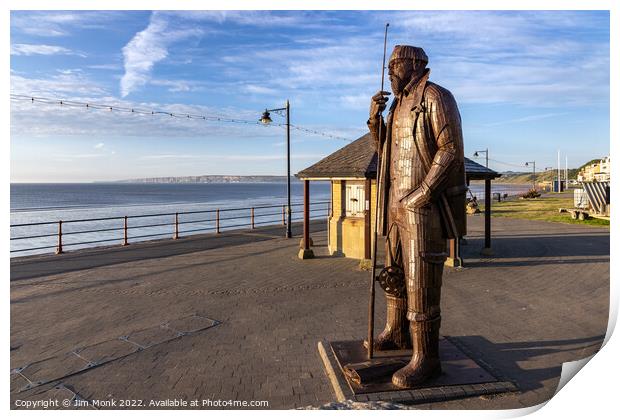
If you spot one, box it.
[494,169,580,184]
[116,175,298,184]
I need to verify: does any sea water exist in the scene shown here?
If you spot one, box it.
[10,182,332,257]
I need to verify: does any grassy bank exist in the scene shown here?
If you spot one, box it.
[481,190,610,227]
[497,169,581,184]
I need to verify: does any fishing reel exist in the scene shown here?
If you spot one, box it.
[377,265,406,298]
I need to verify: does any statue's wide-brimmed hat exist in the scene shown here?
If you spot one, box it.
[389,45,428,64]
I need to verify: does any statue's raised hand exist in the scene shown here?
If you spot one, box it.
[369,91,391,118]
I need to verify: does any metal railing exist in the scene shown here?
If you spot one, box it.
[11,201,330,256]
[468,185,533,201]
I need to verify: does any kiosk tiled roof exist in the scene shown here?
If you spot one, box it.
[296,133,377,179]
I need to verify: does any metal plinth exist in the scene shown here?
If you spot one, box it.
[318,338,517,405]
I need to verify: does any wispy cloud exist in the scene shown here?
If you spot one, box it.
[211,10,608,109]
[10,11,127,37]
[483,112,570,127]
[88,63,122,71]
[120,12,203,97]
[116,11,608,109]
[139,154,198,160]
[242,85,279,95]
[120,16,168,97]
[94,142,105,149]
[119,11,366,101]
[10,84,272,139]
[52,153,109,162]
[10,70,108,97]
[139,153,325,161]
[10,43,84,57]
[161,10,335,29]
[384,10,610,107]
[150,79,193,93]
[340,94,371,110]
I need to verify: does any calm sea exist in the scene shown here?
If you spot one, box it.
[10,182,332,257]
[10,182,530,257]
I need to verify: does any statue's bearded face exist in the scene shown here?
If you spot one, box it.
[388,59,425,95]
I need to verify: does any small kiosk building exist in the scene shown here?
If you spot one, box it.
[296,133,500,265]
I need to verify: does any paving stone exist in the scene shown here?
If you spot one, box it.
[440,385,465,400]
[376,390,403,401]
[165,315,218,335]
[10,373,31,394]
[124,325,181,348]
[19,352,90,388]
[75,338,138,365]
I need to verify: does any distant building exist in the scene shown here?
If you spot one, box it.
[596,156,611,182]
[578,156,610,182]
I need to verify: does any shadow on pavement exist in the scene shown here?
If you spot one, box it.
[11,220,326,281]
[462,232,609,268]
[450,334,605,394]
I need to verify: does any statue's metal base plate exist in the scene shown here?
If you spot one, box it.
[318,338,517,405]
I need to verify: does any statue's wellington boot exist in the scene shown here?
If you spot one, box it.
[365,295,411,351]
[392,317,441,388]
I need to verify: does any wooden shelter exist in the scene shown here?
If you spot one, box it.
[295,133,500,264]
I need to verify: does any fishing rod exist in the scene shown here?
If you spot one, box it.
[367,22,389,360]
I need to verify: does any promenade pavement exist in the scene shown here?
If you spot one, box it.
[10,216,609,409]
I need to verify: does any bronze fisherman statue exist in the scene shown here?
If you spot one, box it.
[367,45,467,387]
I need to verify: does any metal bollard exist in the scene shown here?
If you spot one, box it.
[251,207,255,229]
[55,220,63,254]
[123,216,129,246]
[216,209,220,234]
[282,205,286,225]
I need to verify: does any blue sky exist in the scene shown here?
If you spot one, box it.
[10,10,610,182]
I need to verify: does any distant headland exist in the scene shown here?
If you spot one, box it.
[114,175,300,184]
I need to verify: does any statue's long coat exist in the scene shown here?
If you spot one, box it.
[368,70,467,238]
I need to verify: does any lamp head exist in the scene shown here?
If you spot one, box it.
[260,110,272,124]
[474,151,479,157]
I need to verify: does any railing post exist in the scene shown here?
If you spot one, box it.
[482,178,493,256]
[251,207,255,229]
[298,179,314,259]
[304,182,310,248]
[123,216,129,246]
[216,209,220,234]
[55,220,63,254]
[282,205,286,225]
[286,205,292,237]
[173,213,179,240]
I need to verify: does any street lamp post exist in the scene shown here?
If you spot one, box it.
[473,148,489,168]
[260,100,292,239]
[525,161,536,188]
